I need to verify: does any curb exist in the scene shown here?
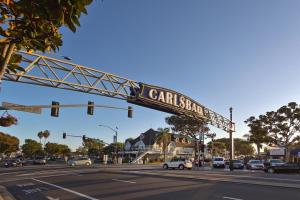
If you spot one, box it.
[0,186,15,200]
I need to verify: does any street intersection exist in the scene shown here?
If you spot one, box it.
[0,164,299,200]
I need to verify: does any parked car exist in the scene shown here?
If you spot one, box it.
[232,160,244,169]
[212,157,225,168]
[33,157,47,165]
[67,157,92,166]
[246,160,264,170]
[264,163,300,173]
[163,158,192,170]
[4,159,23,168]
[264,159,285,167]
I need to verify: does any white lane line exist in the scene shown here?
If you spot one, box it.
[32,178,99,200]
[111,179,136,184]
[223,197,243,200]
[17,170,72,176]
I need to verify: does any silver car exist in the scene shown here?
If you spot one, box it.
[67,157,92,166]
[247,160,264,170]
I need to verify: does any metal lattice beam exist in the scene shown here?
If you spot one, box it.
[4,51,139,100]
[3,51,234,132]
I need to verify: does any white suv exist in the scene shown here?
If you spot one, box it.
[212,157,225,168]
[163,158,192,170]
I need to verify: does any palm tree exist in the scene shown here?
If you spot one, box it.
[42,130,50,146]
[156,128,171,162]
[37,131,44,144]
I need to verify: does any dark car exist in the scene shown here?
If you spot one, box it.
[232,160,244,169]
[4,159,23,168]
[264,159,285,167]
[264,163,300,173]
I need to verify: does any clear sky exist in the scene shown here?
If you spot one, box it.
[1,0,300,150]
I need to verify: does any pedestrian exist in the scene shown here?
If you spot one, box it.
[229,159,234,171]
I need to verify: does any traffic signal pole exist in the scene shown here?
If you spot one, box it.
[99,125,119,164]
[1,101,133,118]
[229,107,234,160]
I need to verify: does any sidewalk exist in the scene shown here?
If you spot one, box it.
[0,186,15,200]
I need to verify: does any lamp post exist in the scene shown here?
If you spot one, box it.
[99,124,118,163]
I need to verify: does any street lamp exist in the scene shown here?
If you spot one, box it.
[98,124,118,163]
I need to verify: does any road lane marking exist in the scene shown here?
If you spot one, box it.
[141,170,300,183]
[32,178,99,200]
[111,179,136,184]
[22,188,43,195]
[17,170,71,176]
[17,183,35,187]
[47,196,60,200]
[223,197,243,200]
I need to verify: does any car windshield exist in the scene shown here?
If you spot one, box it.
[270,160,284,163]
[250,160,262,164]
[214,158,223,161]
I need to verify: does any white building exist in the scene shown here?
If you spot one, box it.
[122,129,196,163]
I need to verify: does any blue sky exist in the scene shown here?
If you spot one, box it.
[1,0,300,150]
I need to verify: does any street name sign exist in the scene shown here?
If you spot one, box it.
[1,102,42,114]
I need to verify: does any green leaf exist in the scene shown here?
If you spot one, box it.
[65,17,76,32]
[71,16,80,27]
[9,54,22,64]
[16,65,25,72]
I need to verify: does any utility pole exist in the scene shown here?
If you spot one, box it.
[229,107,234,160]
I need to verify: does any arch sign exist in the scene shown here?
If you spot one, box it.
[128,83,235,133]
[4,51,235,133]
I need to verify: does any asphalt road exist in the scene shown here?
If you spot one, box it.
[0,164,299,200]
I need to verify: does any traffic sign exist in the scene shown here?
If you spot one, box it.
[1,102,42,114]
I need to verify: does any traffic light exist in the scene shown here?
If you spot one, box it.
[51,101,59,117]
[200,144,205,152]
[83,135,86,142]
[63,132,66,139]
[128,106,133,118]
[87,101,94,115]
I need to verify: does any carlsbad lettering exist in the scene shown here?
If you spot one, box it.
[147,88,204,116]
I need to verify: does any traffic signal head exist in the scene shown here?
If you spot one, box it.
[63,132,66,139]
[51,101,59,117]
[128,106,133,118]
[87,101,94,115]
[83,135,86,142]
[200,144,205,152]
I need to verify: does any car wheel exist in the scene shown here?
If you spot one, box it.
[268,168,275,173]
[71,163,75,166]
[179,164,184,170]
[163,164,168,169]
[86,162,91,166]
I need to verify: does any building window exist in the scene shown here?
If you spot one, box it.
[175,138,179,142]
[188,140,191,144]
[182,138,186,143]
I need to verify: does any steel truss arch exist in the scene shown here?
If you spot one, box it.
[3,51,234,132]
